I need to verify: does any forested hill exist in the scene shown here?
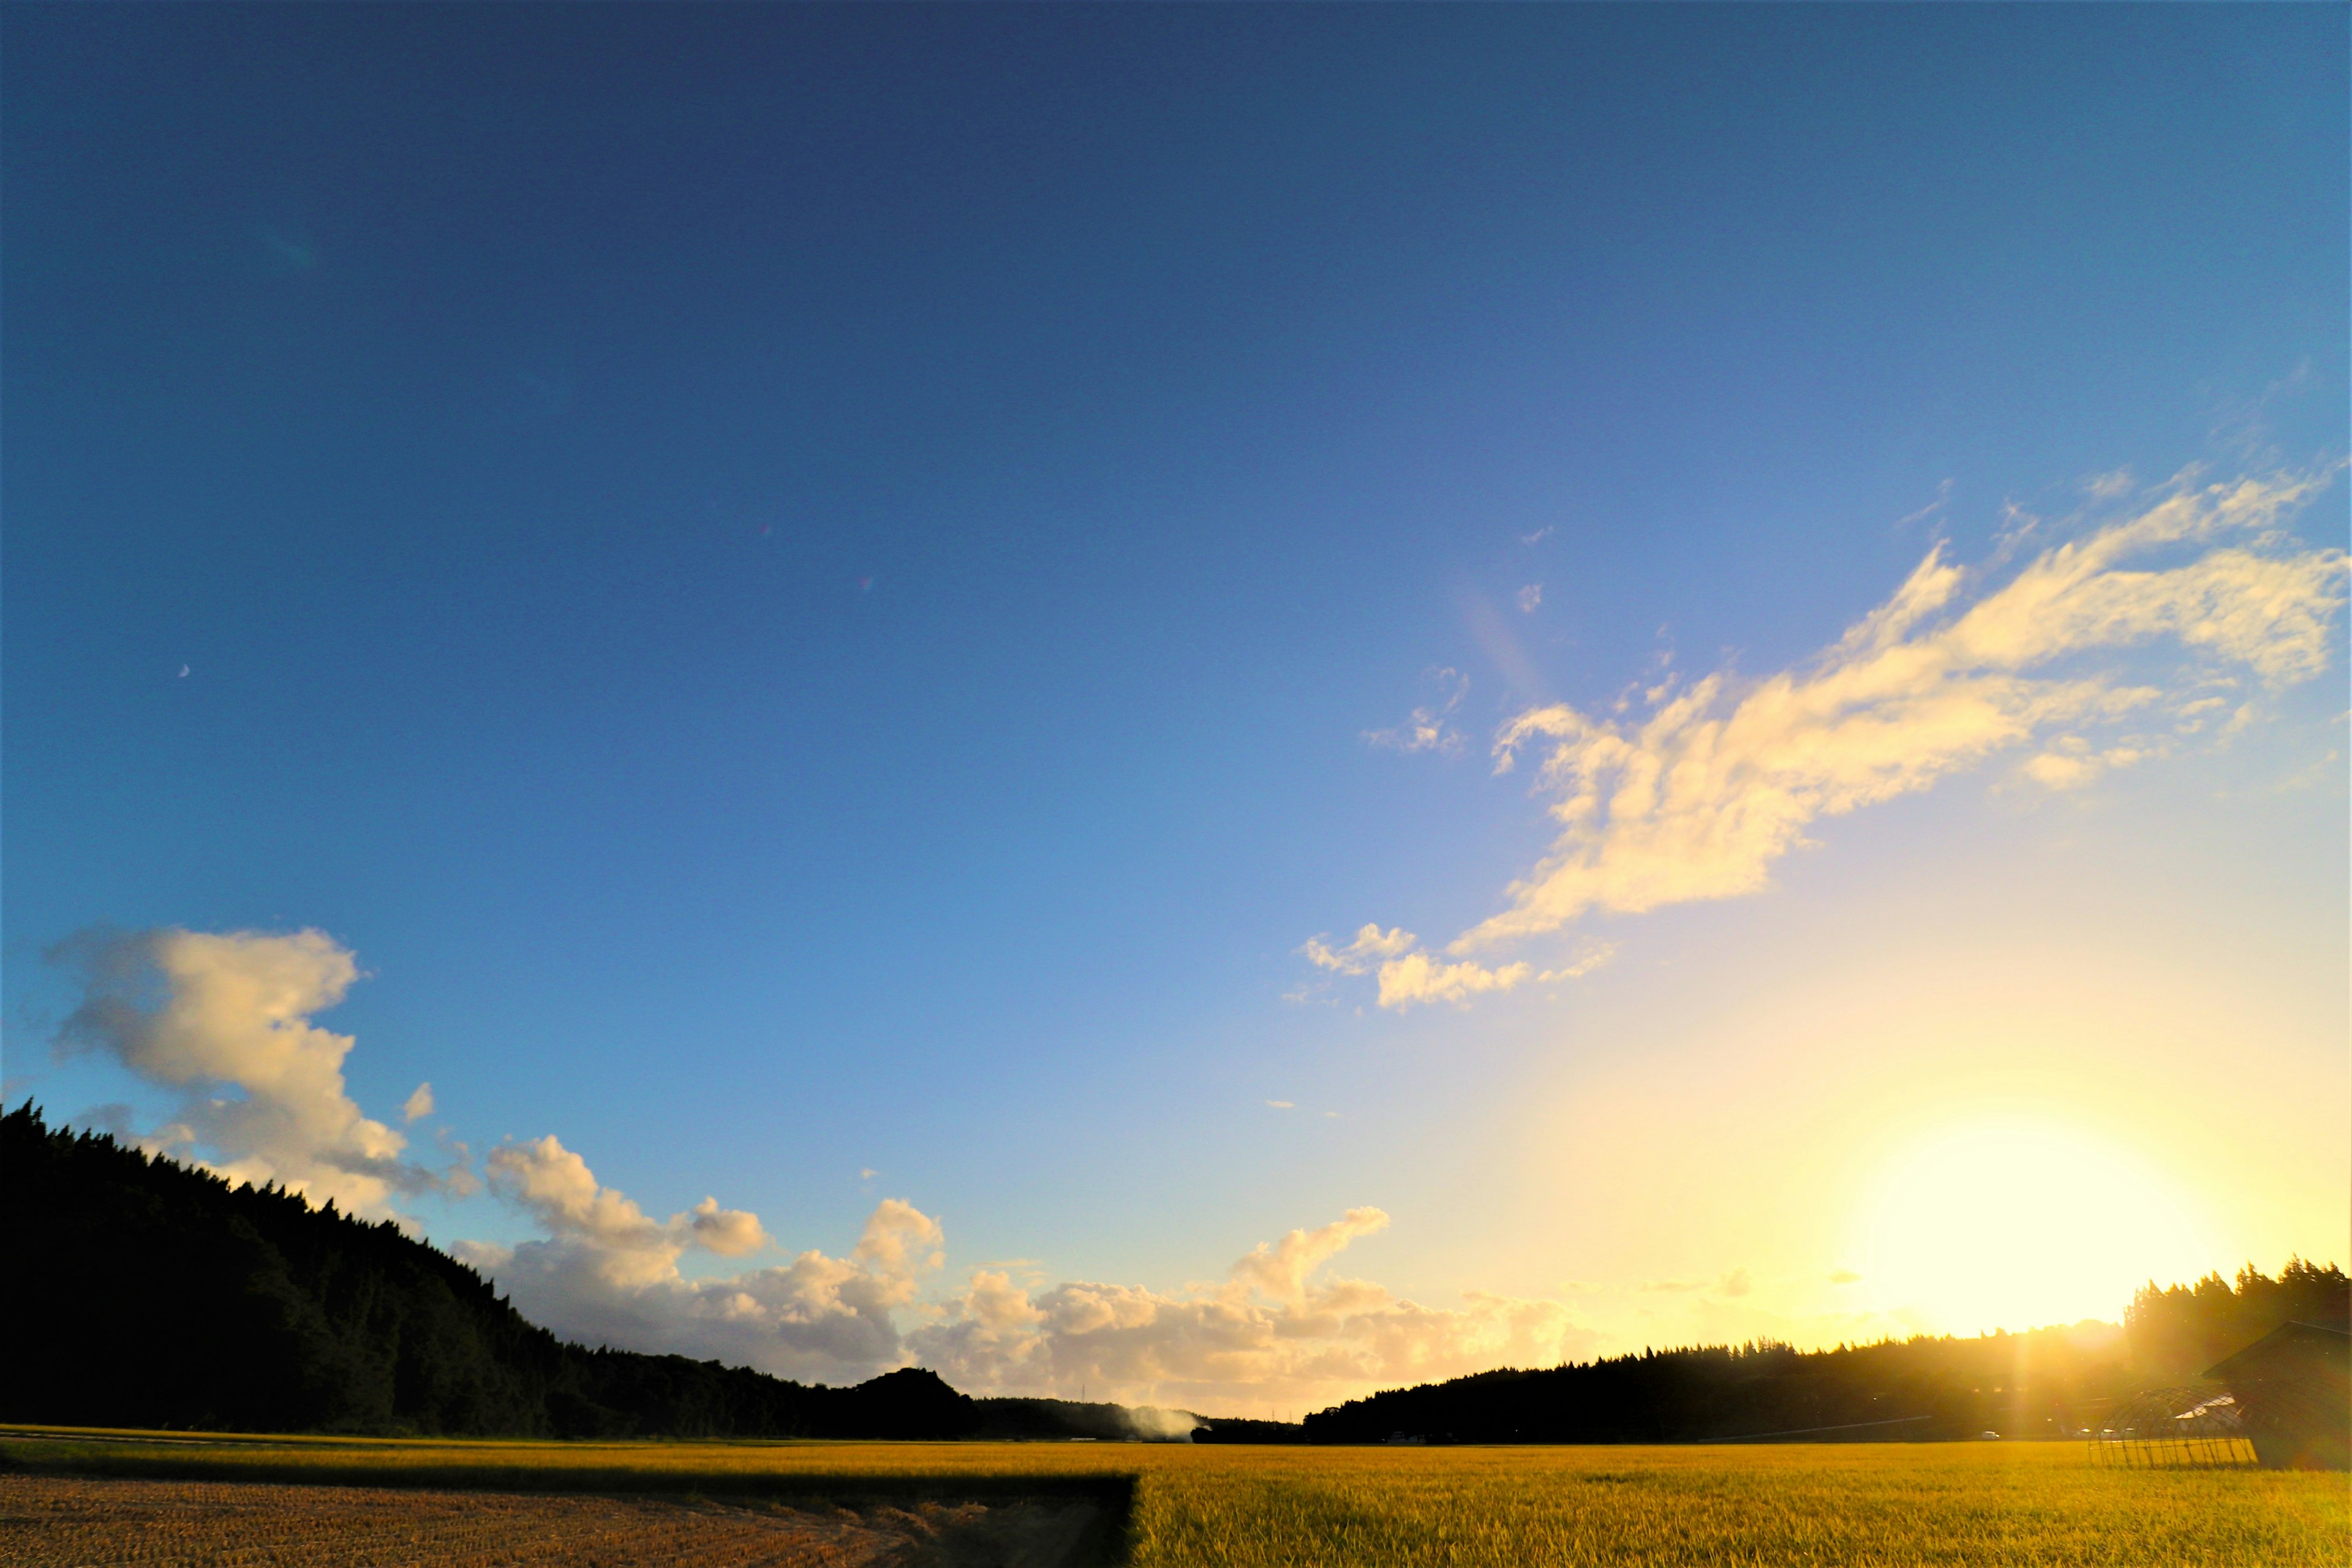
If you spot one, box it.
[0,1104,978,1438]
[15,1102,2342,1446]
[1303,1262,2350,1446]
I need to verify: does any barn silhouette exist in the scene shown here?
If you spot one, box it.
[2202,1321,2350,1471]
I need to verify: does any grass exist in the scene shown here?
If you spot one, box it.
[3,1426,2345,1566]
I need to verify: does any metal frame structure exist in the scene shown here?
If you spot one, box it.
[2087,1386,2256,1469]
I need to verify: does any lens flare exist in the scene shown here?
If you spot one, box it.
[1853,1121,2217,1335]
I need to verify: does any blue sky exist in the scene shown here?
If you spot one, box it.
[6,7,2345,1410]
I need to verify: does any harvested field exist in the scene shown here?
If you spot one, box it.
[0,1474,1101,1568]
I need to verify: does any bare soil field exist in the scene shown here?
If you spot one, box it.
[0,1474,1101,1568]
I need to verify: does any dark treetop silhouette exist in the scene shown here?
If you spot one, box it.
[8,1102,2343,1446]
[1,1104,976,1438]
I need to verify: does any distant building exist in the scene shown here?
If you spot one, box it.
[2203,1321,2350,1471]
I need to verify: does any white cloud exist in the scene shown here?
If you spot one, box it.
[1314,469,2346,1003]
[1365,667,1470,756]
[2020,736,2150,791]
[47,927,456,1218]
[475,1188,1601,1408]
[1229,1208,1392,1304]
[1303,924,1417,974]
[461,1136,940,1385]
[402,1082,435,1123]
[43,927,1588,1404]
[1373,951,1533,1008]
[908,1208,1595,1413]
[1265,1099,1295,1110]
[1543,943,1617,982]
[1521,526,1555,546]
[1305,924,1611,1011]
[481,1134,773,1275]
[1517,583,1543,613]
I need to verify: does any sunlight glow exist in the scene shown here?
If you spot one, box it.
[1854,1122,2218,1336]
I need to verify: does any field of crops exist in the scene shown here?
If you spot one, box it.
[0,1473,1056,1567]
[2,1427,2343,1567]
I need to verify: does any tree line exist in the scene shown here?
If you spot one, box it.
[1,1104,981,1438]
[2126,1259,2349,1382]
[1292,1263,2346,1446]
[10,1101,2342,1444]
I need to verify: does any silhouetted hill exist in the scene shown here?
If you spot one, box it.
[18,1101,2340,1447]
[1303,1330,2130,1444]
[1303,1262,2349,1446]
[0,1104,978,1438]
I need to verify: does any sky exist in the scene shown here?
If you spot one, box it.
[4,6,2345,1417]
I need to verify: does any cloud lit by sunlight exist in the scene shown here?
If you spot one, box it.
[1319,468,2346,1006]
[1303,923,1613,1009]
[910,1207,1596,1412]
[46,926,464,1218]
[459,1137,943,1385]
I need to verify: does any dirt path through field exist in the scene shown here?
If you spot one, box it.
[0,1474,1102,1567]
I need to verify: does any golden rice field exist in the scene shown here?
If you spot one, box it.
[1,1427,2344,1567]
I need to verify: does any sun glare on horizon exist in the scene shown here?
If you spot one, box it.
[1853,1122,2220,1338]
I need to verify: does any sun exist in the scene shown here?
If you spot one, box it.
[1852,1121,2218,1335]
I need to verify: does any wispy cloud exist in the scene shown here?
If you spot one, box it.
[1316,469,2345,1006]
[1458,589,1547,701]
[1305,925,1613,1009]
[1517,583,1543,613]
[1893,478,1954,530]
[1303,924,1416,975]
[1365,667,1471,756]
[2019,736,2151,791]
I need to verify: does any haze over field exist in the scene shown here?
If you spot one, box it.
[6,6,2345,1415]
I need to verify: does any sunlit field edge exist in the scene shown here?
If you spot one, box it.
[2,1428,2343,1566]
